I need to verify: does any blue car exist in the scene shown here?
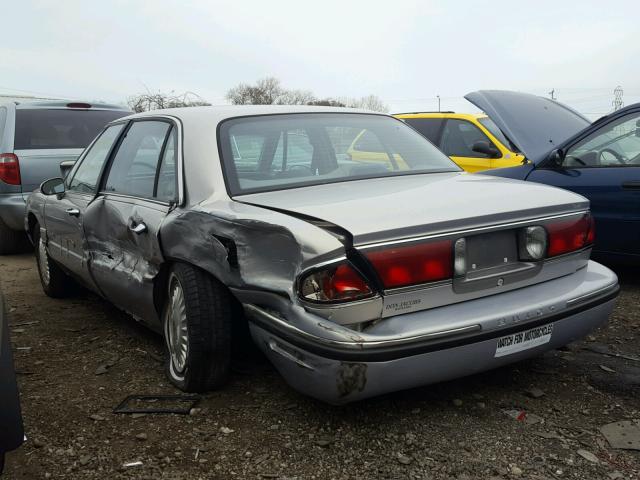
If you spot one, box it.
[469,90,640,264]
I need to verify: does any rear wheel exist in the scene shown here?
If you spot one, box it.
[163,263,232,392]
[34,227,73,298]
[0,218,26,255]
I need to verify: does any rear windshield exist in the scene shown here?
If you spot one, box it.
[14,109,128,150]
[219,113,460,195]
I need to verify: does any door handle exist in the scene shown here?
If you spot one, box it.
[129,222,147,234]
[65,208,80,217]
[622,181,640,190]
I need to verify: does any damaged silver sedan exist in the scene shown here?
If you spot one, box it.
[25,106,619,403]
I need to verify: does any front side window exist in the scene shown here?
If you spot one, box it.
[14,109,128,150]
[68,124,124,194]
[440,119,496,158]
[564,112,640,168]
[477,117,518,152]
[219,113,459,195]
[104,121,171,198]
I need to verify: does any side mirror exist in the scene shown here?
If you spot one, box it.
[547,149,565,168]
[472,140,500,158]
[635,119,640,137]
[40,177,65,196]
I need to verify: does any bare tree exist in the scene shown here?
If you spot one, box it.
[127,90,210,113]
[307,98,346,107]
[226,77,285,105]
[274,89,315,105]
[227,77,313,106]
[344,94,389,113]
[225,77,388,112]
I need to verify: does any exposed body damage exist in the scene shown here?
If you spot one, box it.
[24,105,619,403]
[160,201,344,298]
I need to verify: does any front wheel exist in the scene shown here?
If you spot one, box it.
[163,263,232,392]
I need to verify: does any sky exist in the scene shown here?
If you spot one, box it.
[2,0,640,118]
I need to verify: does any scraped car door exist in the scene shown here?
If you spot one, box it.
[83,119,178,327]
[45,123,125,287]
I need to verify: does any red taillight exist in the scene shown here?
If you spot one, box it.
[299,262,373,303]
[546,214,595,257]
[586,215,596,245]
[0,153,21,185]
[364,240,453,289]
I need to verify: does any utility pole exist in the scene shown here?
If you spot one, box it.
[613,86,624,111]
[437,95,441,112]
[548,89,556,101]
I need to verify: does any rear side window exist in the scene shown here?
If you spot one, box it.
[14,109,127,150]
[104,121,172,199]
[156,128,178,202]
[403,118,444,144]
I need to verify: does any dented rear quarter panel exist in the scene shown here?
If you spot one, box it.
[159,199,346,299]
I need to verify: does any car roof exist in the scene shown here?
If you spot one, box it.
[0,100,129,111]
[120,104,384,124]
[394,112,488,121]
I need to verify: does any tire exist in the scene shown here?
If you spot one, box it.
[33,227,73,298]
[163,263,232,392]
[0,218,26,255]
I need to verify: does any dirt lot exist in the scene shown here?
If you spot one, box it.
[1,253,639,480]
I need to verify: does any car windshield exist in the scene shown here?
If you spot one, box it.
[219,113,460,195]
[14,109,128,150]
[478,116,519,152]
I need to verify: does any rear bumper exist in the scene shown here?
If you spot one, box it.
[246,261,618,404]
[0,194,27,231]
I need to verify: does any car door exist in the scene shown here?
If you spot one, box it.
[44,123,125,287]
[527,110,640,257]
[439,119,497,172]
[83,119,178,327]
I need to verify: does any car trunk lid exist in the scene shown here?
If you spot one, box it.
[464,90,591,163]
[236,172,589,246]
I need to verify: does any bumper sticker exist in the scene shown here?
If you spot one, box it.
[494,323,554,357]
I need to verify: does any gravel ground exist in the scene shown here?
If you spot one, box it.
[1,253,639,480]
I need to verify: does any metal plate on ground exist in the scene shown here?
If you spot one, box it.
[113,395,200,415]
[600,420,640,451]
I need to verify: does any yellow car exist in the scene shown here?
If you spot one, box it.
[394,112,526,172]
[345,129,410,170]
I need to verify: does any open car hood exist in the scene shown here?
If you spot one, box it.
[465,90,591,163]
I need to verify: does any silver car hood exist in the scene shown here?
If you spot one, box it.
[235,173,589,246]
[465,90,591,163]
